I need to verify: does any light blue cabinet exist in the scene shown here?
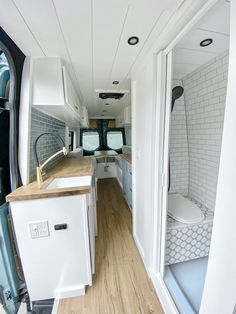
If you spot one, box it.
[122,159,132,211]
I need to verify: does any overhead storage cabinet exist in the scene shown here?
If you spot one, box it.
[32,57,85,127]
[116,106,131,127]
[81,106,89,128]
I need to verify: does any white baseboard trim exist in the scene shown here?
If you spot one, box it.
[133,233,146,266]
[117,177,123,189]
[54,285,85,300]
[148,268,178,314]
[132,234,178,313]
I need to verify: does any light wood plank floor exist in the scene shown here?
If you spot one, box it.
[58,178,163,314]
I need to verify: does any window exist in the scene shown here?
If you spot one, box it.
[106,130,123,150]
[82,131,100,151]
[0,51,10,100]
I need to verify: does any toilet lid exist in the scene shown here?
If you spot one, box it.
[168,194,204,224]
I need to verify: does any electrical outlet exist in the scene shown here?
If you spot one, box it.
[29,220,49,239]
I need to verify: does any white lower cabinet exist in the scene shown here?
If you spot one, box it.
[87,184,97,274]
[122,159,132,210]
[10,186,96,301]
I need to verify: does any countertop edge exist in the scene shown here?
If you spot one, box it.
[6,186,92,202]
[120,154,132,164]
[6,156,94,202]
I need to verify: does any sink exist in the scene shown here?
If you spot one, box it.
[44,176,91,190]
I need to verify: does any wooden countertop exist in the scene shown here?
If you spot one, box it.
[94,150,118,157]
[120,154,132,164]
[6,156,94,202]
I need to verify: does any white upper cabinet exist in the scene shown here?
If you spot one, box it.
[81,106,89,128]
[123,106,131,125]
[32,57,64,107]
[62,66,81,116]
[116,106,131,127]
[32,57,86,127]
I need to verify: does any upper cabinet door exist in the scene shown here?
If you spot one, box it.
[32,57,65,107]
[124,106,131,125]
[116,106,131,127]
[62,66,81,118]
[31,57,88,127]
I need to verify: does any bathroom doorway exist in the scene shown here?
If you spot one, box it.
[152,0,230,312]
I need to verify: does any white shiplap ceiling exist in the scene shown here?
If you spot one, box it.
[0,0,184,117]
[173,0,230,79]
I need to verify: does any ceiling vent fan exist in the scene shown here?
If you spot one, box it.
[99,92,124,100]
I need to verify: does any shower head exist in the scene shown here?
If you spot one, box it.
[171,86,184,112]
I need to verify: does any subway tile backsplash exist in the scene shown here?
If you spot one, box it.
[29,108,66,182]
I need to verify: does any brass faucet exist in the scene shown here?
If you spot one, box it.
[36,147,67,184]
[34,133,68,185]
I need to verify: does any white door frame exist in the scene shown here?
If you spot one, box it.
[150,0,221,312]
[151,50,173,277]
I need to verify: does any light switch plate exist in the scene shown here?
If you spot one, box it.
[29,220,49,239]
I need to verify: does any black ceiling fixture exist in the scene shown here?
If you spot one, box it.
[103,110,106,112]
[128,36,139,46]
[99,92,124,100]
[200,38,213,47]
[105,103,110,106]
[112,80,119,85]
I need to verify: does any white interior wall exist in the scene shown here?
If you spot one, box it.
[200,2,236,313]
[131,0,210,273]
[132,58,154,264]
[125,126,132,146]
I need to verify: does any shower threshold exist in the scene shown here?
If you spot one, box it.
[164,257,208,313]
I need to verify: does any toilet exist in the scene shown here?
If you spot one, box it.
[168,194,204,224]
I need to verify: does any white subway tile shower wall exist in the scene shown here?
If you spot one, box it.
[169,79,189,195]
[29,108,66,182]
[182,51,229,210]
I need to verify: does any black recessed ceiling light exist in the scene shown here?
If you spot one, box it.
[128,36,139,46]
[103,110,106,112]
[112,80,119,85]
[105,103,110,106]
[200,38,213,47]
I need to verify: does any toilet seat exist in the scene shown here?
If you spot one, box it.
[168,194,204,224]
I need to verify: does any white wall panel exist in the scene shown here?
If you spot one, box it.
[0,0,44,56]
[12,0,84,107]
[109,1,179,90]
[93,0,129,89]
[53,0,93,110]
[13,0,68,56]
[200,1,236,312]
[178,28,229,54]
[198,0,230,35]
[132,59,154,265]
